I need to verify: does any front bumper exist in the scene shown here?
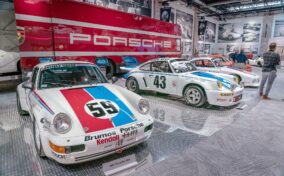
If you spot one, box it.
[206,87,243,107]
[42,119,153,164]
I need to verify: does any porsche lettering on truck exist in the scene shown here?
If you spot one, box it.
[16,61,154,164]
[70,33,172,48]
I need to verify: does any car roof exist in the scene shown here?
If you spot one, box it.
[191,57,214,61]
[36,61,94,68]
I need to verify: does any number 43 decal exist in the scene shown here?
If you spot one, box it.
[154,76,166,89]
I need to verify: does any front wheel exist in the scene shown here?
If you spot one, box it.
[126,77,140,93]
[184,85,207,107]
[33,119,45,157]
[257,61,262,67]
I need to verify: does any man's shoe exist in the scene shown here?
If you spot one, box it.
[263,95,271,100]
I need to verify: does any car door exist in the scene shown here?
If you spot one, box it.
[147,61,177,94]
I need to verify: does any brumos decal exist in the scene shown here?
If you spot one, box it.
[70,33,172,48]
[84,131,116,142]
[84,99,119,119]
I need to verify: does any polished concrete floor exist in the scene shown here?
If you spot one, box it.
[0,67,283,176]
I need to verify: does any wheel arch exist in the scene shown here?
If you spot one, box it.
[182,83,207,98]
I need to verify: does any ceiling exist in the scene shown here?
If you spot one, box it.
[199,0,284,17]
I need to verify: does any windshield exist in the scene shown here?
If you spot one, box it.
[38,63,107,89]
[170,61,197,73]
[211,58,225,67]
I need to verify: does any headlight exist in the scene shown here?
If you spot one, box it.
[138,99,150,114]
[53,113,72,134]
[217,81,223,89]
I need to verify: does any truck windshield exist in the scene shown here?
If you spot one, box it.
[38,63,107,89]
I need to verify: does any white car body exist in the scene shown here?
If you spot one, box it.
[17,61,153,164]
[0,50,20,74]
[125,58,243,107]
[248,57,264,67]
[190,57,260,87]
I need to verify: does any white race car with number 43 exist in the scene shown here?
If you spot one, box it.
[17,61,154,164]
[125,58,244,107]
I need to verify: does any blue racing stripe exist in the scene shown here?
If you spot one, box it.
[85,86,136,127]
[191,71,232,89]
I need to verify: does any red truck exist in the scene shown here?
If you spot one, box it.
[14,0,181,78]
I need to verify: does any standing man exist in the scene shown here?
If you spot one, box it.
[259,42,280,99]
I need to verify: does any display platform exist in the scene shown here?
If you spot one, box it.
[0,67,283,176]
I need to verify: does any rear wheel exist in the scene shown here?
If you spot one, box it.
[184,85,206,107]
[257,61,262,67]
[126,77,140,93]
[33,119,45,157]
[17,92,28,116]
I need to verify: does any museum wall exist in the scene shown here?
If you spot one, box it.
[154,1,196,56]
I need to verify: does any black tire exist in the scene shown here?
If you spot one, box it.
[33,119,45,157]
[17,92,28,116]
[126,77,140,93]
[106,59,115,80]
[184,85,207,107]
[17,61,22,74]
[257,61,262,67]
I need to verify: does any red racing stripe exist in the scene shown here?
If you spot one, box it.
[61,88,114,133]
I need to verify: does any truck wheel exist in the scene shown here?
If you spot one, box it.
[33,119,45,157]
[184,85,206,107]
[106,59,115,80]
[257,61,262,67]
[17,92,28,116]
[126,77,140,93]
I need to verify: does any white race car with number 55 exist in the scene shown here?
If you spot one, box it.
[16,61,153,164]
[125,58,244,107]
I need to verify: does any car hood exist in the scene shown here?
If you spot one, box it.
[35,84,139,134]
[181,71,234,89]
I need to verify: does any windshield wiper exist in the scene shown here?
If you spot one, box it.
[43,82,70,88]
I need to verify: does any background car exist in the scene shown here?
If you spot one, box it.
[125,58,243,107]
[0,50,20,75]
[190,57,260,87]
[248,56,264,67]
[16,61,154,164]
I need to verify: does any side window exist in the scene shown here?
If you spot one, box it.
[140,63,151,71]
[194,60,204,67]
[151,61,172,73]
[31,67,39,88]
[203,60,215,67]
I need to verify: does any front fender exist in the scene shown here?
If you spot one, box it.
[17,83,29,112]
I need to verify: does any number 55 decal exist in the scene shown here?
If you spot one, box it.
[154,75,166,89]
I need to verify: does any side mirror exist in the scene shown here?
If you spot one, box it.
[22,72,33,82]
[111,77,118,84]
[22,82,32,90]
